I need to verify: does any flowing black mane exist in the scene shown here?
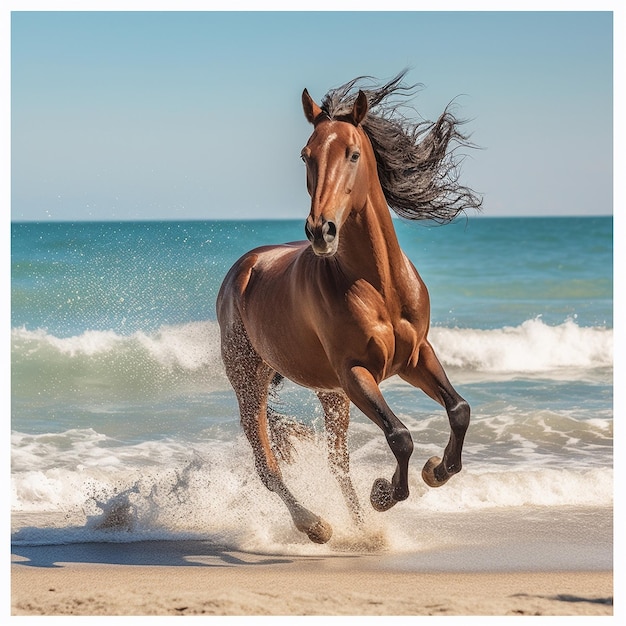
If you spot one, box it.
[320,70,482,223]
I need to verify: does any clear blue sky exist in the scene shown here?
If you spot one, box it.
[10,9,615,221]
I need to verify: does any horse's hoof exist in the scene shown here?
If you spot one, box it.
[370,478,397,512]
[306,518,333,544]
[422,456,450,488]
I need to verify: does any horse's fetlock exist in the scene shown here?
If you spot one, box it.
[393,483,410,501]
[445,457,462,476]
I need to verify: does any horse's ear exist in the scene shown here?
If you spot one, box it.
[302,89,323,125]
[350,90,369,126]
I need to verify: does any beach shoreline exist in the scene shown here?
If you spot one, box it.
[11,552,613,616]
[11,505,614,616]
[11,514,614,617]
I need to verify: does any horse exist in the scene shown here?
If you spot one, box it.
[216,71,482,544]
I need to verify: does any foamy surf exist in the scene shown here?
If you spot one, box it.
[11,429,613,554]
[430,317,613,374]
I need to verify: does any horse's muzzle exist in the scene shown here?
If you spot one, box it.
[305,217,337,256]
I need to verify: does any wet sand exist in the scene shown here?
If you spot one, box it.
[11,538,613,616]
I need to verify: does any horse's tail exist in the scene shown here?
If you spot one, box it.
[267,373,313,464]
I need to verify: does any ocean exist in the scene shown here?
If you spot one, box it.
[11,216,613,568]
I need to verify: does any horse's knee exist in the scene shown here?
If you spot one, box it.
[386,427,414,461]
[449,399,470,435]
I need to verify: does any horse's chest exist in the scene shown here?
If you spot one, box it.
[343,282,419,357]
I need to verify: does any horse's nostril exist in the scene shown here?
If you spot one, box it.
[323,221,337,243]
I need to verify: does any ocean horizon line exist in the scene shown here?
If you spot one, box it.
[10,214,613,225]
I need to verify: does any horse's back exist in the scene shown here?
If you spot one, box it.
[216,241,315,352]
[217,241,306,313]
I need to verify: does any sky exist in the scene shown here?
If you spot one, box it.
[7,5,618,221]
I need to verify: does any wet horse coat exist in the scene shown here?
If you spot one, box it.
[217,73,481,543]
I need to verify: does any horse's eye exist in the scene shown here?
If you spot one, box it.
[350,152,360,162]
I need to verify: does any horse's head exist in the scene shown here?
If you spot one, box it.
[301,88,370,257]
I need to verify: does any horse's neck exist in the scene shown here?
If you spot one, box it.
[340,196,406,294]
[339,133,408,294]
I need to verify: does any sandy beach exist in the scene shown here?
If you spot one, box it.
[11,538,613,616]
[11,559,613,617]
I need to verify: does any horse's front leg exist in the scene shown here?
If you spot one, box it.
[342,365,414,512]
[400,341,470,487]
[316,390,363,525]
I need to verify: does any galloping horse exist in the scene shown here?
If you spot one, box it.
[217,72,482,543]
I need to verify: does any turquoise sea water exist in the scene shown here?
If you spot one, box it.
[11,217,613,562]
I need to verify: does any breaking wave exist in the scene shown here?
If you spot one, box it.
[12,317,613,399]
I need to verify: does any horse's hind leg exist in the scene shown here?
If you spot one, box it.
[220,319,332,544]
[316,391,363,526]
[401,341,470,487]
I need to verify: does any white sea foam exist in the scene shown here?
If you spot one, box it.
[11,428,613,552]
[430,317,613,373]
[12,321,223,370]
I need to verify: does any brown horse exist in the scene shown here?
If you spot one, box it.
[217,72,481,543]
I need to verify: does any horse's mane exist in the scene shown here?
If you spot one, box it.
[320,70,483,223]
